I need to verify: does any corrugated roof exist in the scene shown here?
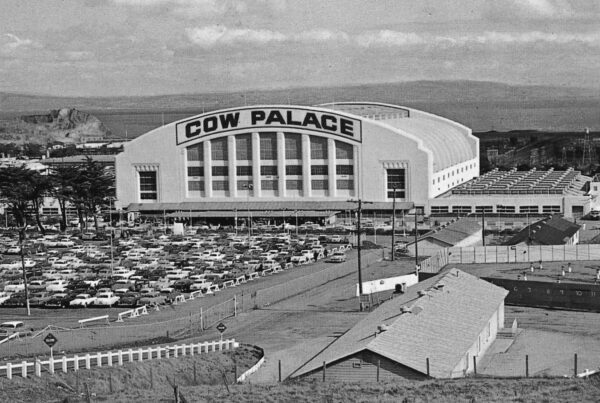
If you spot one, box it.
[127,201,413,212]
[320,102,475,171]
[292,268,508,379]
[165,210,335,218]
[506,214,581,245]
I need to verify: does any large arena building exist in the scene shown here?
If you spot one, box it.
[115,101,591,221]
[115,102,479,219]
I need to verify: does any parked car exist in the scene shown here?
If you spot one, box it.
[326,252,347,263]
[94,291,120,307]
[69,294,96,308]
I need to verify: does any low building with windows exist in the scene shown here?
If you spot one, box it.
[290,268,508,381]
[429,167,591,219]
[115,102,479,217]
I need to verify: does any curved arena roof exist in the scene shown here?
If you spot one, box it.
[321,102,476,171]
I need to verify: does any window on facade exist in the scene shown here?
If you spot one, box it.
[310,136,328,159]
[236,134,252,160]
[212,180,228,191]
[139,171,158,200]
[311,179,328,190]
[237,180,253,190]
[285,133,302,160]
[42,207,60,215]
[452,206,472,214]
[260,165,278,176]
[387,168,406,199]
[261,180,278,190]
[335,141,353,160]
[520,206,539,214]
[236,166,252,176]
[187,166,204,177]
[212,166,228,176]
[286,179,302,190]
[336,165,354,175]
[188,181,205,191]
[286,165,302,175]
[542,205,561,213]
[336,179,353,189]
[260,133,277,160]
[475,206,493,213]
[311,165,328,175]
[496,205,515,213]
[431,206,449,214]
[211,138,228,160]
[187,144,203,161]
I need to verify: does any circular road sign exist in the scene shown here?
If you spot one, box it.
[216,322,227,333]
[44,333,58,348]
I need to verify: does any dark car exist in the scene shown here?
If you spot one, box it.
[43,292,76,309]
[172,279,193,293]
[29,291,53,307]
[3,292,28,307]
[117,291,141,307]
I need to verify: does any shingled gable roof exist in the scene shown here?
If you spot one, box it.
[413,218,481,247]
[506,214,581,245]
[291,268,508,379]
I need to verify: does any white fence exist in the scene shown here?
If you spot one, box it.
[419,244,600,273]
[0,338,238,379]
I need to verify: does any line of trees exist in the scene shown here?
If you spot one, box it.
[0,157,114,234]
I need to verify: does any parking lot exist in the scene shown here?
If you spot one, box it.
[0,221,365,336]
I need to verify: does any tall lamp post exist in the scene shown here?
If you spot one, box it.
[348,198,373,310]
[391,186,397,261]
[244,183,253,241]
[413,207,419,270]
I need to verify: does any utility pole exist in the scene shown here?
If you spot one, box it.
[414,207,419,269]
[481,209,486,247]
[18,225,31,316]
[391,186,397,261]
[349,198,373,310]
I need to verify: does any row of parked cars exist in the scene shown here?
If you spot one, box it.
[0,228,351,310]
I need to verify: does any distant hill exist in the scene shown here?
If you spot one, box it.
[1,81,599,132]
[1,80,599,113]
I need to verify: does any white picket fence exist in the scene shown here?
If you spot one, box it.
[0,338,238,379]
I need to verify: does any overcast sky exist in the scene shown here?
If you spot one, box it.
[1,0,599,96]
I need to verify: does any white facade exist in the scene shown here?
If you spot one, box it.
[115,103,479,210]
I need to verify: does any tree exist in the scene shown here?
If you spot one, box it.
[49,165,79,231]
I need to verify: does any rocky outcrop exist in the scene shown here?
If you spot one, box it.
[0,108,111,144]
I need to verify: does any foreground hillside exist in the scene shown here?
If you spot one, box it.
[0,354,598,403]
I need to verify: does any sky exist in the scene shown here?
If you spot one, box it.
[1,0,599,97]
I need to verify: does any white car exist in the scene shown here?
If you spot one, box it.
[94,291,120,307]
[326,252,347,263]
[290,255,308,265]
[4,281,25,293]
[46,279,69,292]
[69,294,96,307]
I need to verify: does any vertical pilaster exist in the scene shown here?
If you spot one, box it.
[327,138,336,197]
[204,141,212,198]
[302,134,311,197]
[277,132,286,198]
[252,132,261,197]
[228,136,237,197]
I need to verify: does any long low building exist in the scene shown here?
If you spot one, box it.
[115,102,479,216]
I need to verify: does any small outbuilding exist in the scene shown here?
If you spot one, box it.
[291,268,508,381]
[406,217,482,255]
[505,214,581,246]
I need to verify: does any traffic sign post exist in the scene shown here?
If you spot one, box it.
[44,333,58,359]
[216,322,227,341]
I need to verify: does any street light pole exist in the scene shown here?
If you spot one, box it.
[414,207,419,269]
[349,198,373,310]
[482,209,486,247]
[391,186,397,261]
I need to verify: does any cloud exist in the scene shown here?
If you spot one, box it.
[111,0,287,18]
[292,29,349,44]
[2,33,37,51]
[355,30,600,48]
[186,26,286,48]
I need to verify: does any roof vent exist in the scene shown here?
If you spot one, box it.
[417,290,428,297]
[401,305,412,313]
[377,324,389,333]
